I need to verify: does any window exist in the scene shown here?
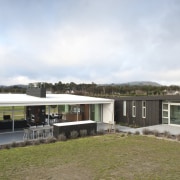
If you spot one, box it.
[162,103,168,124]
[123,101,126,116]
[142,101,146,118]
[163,104,168,110]
[90,104,102,122]
[170,105,180,125]
[0,106,25,120]
[132,101,136,117]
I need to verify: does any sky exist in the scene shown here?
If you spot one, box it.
[0,0,180,86]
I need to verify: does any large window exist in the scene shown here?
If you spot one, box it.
[142,101,146,118]
[162,103,180,125]
[0,106,25,121]
[90,104,102,122]
[123,101,126,116]
[170,105,180,125]
[132,101,136,117]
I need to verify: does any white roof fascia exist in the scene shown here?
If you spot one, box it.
[0,94,114,107]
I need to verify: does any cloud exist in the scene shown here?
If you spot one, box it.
[0,0,180,85]
[38,25,126,67]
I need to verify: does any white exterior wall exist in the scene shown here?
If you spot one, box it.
[102,102,114,124]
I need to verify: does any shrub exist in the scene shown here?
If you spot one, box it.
[97,129,105,135]
[46,137,57,143]
[120,133,125,137]
[33,139,41,145]
[0,145,4,150]
[3,144,11,150]
[11,141,18,148]
[176,134,180,141]
[24,140,33,146]
[18,141,26,147]
[57,134,67,141]
[127,131,132,136]
[153,130,160,137]
[39,138,46,144]
[80,129,87,137]
[90,130,96,136]
[142,128,151,135]
[70,130,79,139]
[163,131,171,138]
[135,131,140,135]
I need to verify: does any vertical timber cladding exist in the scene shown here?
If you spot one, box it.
[146,100,161,126]
[126,100,132,125]
[114,99,162,127]
[83,104,89,120]
[114,100,121,123]
[159,100,162,124]
[114,100,123,124]
[131,100,161,126]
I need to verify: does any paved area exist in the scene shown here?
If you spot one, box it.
[97,123,180,135]
[0,131,24,145]
[132,124,180,135]
[0,124,180,145]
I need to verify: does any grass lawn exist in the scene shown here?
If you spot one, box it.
[0,134,180,180]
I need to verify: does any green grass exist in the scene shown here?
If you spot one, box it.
[0,134,180,180]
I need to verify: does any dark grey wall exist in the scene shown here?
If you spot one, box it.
[26,87,46,98]
[115,99,162,127]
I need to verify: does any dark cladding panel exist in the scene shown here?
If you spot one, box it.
[114,99,161,127]
[53,121,97,138]
[26,82,46,98]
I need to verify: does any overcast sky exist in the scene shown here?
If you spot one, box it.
[0,0,180,86]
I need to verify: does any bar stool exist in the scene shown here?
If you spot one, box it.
[44,128,51,138]
[50,126,53,136]
[23,128,32,140]
[37,129,44,139]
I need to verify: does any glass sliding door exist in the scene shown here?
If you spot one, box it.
[170,105,180,125]
[90,104,102,122]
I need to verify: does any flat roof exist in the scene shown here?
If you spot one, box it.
[0,93,114,106]
[115,95,180,101]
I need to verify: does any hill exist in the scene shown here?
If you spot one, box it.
[100,81,161,86]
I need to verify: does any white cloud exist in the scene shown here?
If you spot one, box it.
[0,76,35,86]
[38,25,126,68]
[0,0,180,85]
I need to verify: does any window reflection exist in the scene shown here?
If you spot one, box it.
[170,105,180,125]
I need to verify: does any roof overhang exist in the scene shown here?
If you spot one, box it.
[0,93,114,106]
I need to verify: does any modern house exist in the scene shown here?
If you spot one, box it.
[115,95,180,127]
[0,83,114,132]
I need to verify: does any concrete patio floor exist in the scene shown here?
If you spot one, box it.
[0,131,24,145]
[0,124,180,145]
[116,124,180,135]
[97,123,180,135]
